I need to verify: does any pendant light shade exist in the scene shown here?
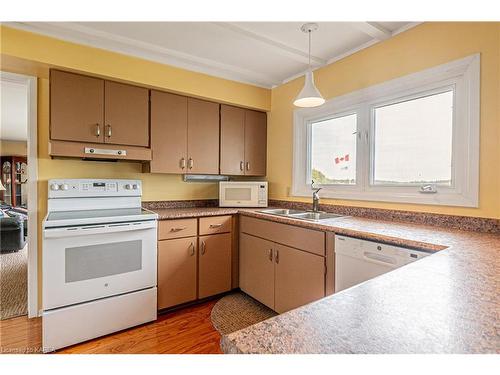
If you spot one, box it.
[294,23,325,108]
[293,70,325,107]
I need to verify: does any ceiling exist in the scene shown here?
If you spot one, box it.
[1,79,28,141]
[7,22,417,88]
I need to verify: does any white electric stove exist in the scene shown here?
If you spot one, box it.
[42,179,158,352]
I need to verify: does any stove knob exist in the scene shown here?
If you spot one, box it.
[59,183,69,191]
[125,184,132,190]
[132,184,138,190]
[50,183,60,191]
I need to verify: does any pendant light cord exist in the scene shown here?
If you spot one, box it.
[308,30,311,70]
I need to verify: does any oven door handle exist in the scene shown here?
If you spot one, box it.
[44,220,157,238]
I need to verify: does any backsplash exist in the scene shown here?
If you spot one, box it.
[269,200,500,234]
[143,199,219,209]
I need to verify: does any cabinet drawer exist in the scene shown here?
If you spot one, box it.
[240,216,325,256]
[199,215,232,235]
[158,218,197,240]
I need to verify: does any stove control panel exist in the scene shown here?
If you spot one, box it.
[48,179,142,198]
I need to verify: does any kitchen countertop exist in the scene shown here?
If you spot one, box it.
[149,206,240,220]
[147,206,500,353]
[223,210,500,354]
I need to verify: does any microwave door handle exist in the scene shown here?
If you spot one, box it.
[44,221,156,238]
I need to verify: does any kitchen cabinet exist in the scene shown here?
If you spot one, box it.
[239,216,327,313]
[239,233,275,309]
[244,109,267,176]
[198,233,232,299]
[187,98,220,174]
[50,70,150,155]
[50,70,105,143]
[149,91,188,174]
[104,81,149,147]
[149,93,219,174]
[157,237,198,310]
[157,216,233,310]
[220,105,267,176]
[220,105,245,175]
[274,243,325,314]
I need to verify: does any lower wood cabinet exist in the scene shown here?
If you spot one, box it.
[274,243,325,314]
[239,233,275,308]
[199,233,232,299]
[157,237,197,310]
[240,229,326,314]
[157,216,233,310]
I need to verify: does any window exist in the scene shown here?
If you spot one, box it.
[311,114,357,185]
[372,90,453,186]
[293,54,479,207]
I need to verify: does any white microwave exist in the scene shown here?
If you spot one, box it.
[219,181,268,207]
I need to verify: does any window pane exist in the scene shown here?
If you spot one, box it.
[373,90,453,186]
[311,114,357,185]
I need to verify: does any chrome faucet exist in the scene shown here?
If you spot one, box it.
[311,180,322,212]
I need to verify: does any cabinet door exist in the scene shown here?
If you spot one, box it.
[104,81,149,147]
[187,98,220,174]
[274,244,325,314]
[239,233,275,309]
[244,110,267,176]
[157,237,197,310]
[198,233,232,299]
[150,91,188,173]
[50,70,104,143]
[220,105,245,175]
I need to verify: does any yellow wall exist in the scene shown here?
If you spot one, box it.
[268,22,500,219]
[0,140,27,156]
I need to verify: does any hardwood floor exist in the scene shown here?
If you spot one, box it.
[0,299,222,354]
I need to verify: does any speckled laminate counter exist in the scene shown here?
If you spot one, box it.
[148,207,240,220]
[219,210,500,354]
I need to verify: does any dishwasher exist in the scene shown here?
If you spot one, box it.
[334,235,431,293]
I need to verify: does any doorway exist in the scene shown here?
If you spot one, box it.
[0,71,38,320]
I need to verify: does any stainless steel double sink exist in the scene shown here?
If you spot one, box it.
[258,208,346,222]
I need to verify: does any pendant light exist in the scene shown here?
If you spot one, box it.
[293,23,325,108]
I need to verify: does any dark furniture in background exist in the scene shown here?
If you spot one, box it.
[1,155,28,208]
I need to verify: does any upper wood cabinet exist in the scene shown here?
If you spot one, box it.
[150,93,219,174]
[244,109,267,176]
[220,105,267,176]
[187,98,220,174]
[220,105,245,175]
[50,70,149,148]
[150,91,188,173]
[104,81,149,147]
[50,70,104,143]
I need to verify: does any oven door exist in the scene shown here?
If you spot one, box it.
[43,220,157,310]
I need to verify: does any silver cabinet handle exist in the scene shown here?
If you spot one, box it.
[188,158,193,170]
[240,161,244,171]
[246,161,250,171]
[170,226,187,232]
[268,249,273,262]
[106,124,112,138]
[95,124,101,137]
[275,249,279,264]
[180,158,186,170]
[200,240,206,255]
[209,224,223,228]
[189,242,195,256]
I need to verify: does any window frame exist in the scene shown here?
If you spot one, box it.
[292,54,480,207]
